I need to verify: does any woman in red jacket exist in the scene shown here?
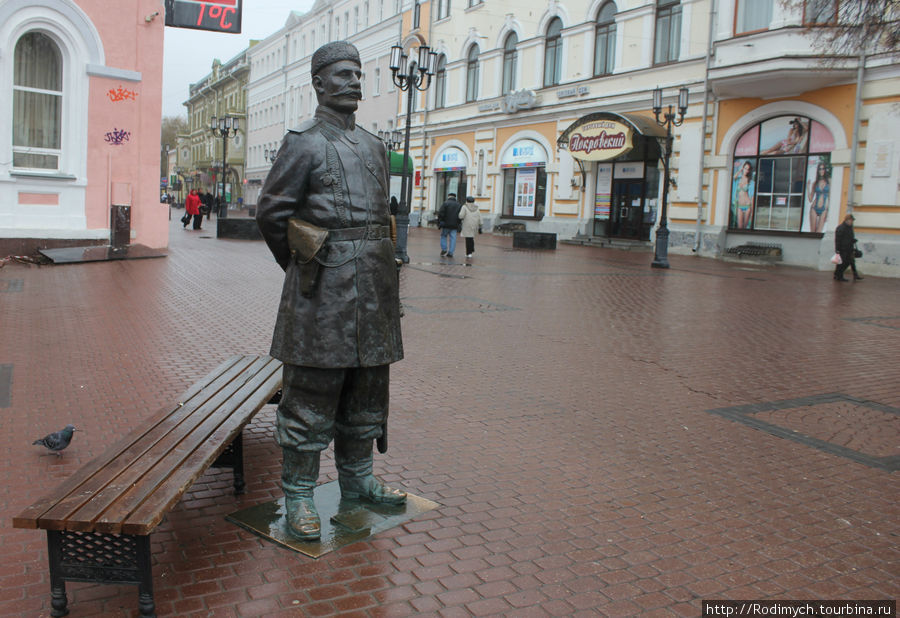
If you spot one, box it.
[184,189,202,230]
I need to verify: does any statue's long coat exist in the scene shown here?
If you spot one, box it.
[256,106,403,368]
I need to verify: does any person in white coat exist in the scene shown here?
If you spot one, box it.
[459,196,482,258]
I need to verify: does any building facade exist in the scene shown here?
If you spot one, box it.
[183,48,251,208]
[0,0,167,254]
[243,0,404,207]
[395,0,899,276]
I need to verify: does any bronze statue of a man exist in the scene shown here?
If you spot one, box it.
[256,41,405,540]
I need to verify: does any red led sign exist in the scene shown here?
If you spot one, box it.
[165,0,242,34]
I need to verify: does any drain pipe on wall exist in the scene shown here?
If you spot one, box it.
[693,1,717,253]
[846,49,866,214]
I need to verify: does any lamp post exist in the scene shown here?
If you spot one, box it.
[264,148,278,165]
[377,129,402,154]
[650,86,689,269]
[209,115,240,219]
[389,43,437,263]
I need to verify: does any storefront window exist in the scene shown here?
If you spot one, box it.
[730,115,835,234]
[502,167,546,218]
[500,139,548,219]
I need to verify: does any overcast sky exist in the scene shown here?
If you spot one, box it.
[161,0,314,118]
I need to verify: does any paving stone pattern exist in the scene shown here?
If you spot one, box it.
[1,214,898,616]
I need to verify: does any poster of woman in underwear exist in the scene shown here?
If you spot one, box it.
[803,154,832,233]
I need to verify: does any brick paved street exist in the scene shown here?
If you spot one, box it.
[1,212,898,616]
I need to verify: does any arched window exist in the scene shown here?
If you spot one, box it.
[654,0,681,65]
[502,33,518,95]
[13,32,62,170]
[729,115,836,234]
[466,45,479,102]
[434,54,447,108]
[543,17,562,87]
[594,2,616,76]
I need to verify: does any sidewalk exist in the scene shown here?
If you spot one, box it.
[1,213,897,616]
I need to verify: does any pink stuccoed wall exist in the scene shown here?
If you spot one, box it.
[83,0,167,248]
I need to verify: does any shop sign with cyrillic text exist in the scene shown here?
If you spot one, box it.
[564,119,633,162]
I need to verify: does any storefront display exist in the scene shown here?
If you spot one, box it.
[500,139,548,219]
[729,115,835,234]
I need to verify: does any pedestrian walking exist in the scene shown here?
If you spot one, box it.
[459,196,482,259]
[183,189,202,230]
[438,193,461,258]
[256,41,406,541]
[202,191,214,219]
[833,213,862,281]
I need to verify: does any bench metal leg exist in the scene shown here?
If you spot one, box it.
[213,431,246,495]
[45,529,155,618]
[47,531,69,617]
[136,535,155,617]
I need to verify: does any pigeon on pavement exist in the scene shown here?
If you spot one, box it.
[32,424,76,456]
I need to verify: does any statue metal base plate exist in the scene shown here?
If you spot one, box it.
[225,481,439,558]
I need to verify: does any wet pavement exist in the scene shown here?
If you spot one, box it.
[1,211,898,616]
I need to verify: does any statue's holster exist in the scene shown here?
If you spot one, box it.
[287,218,328,297]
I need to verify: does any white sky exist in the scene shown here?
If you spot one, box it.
[161,0,315,118]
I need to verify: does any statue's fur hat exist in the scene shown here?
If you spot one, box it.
[311,41,361,76]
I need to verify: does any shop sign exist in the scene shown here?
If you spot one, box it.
[564,119,633,162]
[435,147,467,171]
[557,85,590,99]
[501,139,548,168]
[614,162,644,179]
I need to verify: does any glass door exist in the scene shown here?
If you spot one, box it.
[610,180,644,239]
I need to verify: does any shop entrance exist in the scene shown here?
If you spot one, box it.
[610,180,645,239]
[434,170,466,210]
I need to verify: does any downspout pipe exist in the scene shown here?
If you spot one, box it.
[846,50,866,214]
[693,0,716,253]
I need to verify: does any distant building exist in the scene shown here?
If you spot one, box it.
[243,1,403,207]
[398,0,900,276]
[183,47,252,207]
[0,0,167,254]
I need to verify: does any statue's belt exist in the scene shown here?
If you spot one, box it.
[327,225,391,242]
[287,219,391,297]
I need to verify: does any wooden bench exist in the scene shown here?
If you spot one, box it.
[13,354,283,618]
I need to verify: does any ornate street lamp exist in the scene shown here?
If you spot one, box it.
[648,87,688,268]
[378,129,402,153]
[264,148,278,165]
[389,43,437,263]
[209,115,240,218]
[650,86,689,269]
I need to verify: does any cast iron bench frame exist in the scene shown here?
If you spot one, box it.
[13,354,283,617]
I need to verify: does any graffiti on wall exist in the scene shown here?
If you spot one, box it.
[107,86,138,102]
[105,128,131,145]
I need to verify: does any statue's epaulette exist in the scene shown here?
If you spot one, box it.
[288,118,319,135]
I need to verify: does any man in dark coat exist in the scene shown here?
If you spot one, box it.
[834,213,862,281]
[437,192,461,257]
[256,41,405,541]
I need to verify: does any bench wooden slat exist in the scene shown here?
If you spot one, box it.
[121,361,282,534]
[61,356,271,533]
[99,356,280,534]
[31,356,259,532]
[12,355,259,531]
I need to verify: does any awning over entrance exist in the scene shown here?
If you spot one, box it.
[557,111,667,161]
[389,151,414,175]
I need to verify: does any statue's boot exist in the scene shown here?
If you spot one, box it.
[282,449,321,540]
[335,438,407,505]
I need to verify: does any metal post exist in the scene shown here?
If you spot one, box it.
[395,64,416,264]
[652,121,673,269]
[220,133,228,218]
